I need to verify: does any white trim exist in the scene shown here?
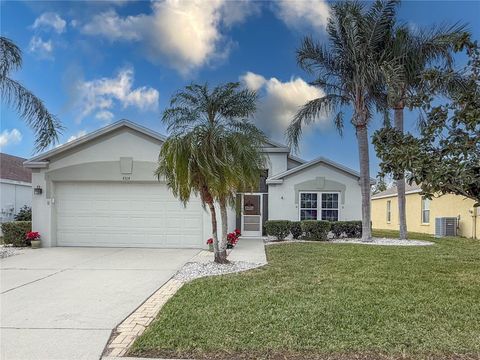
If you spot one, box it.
[23,161,49,169]
[386,200,391,224]
[421,197,430,225]
[266,156,375,184]
[260,147,290,153]
[298,191,341,221]
[0,179,32,186]
[372,189,422,200]
[24,119,167,166]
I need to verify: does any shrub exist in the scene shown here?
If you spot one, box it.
[301,220,331,241]
[265,220,291,241]
[290,221,303,239]
[330,221,362,238]
[14,206,32,221]
[1,221,32,247]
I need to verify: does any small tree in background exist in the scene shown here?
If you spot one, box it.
[373,38,480,206]
[14,206,31,221]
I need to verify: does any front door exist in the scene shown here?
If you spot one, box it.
[242,194,262,237]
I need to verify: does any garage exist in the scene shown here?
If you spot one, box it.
[55,182,203,248]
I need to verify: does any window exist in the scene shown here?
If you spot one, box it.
[321,193,339,221]
[299,192,339,221]
[386,200,391,223]
[300,193,318,220]
[421,197,430,224]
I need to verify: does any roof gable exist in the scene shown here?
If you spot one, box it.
[266,156,375,184]
[25,120,166,167]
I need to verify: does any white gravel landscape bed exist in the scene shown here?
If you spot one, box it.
[266,238,434,246]
[174,260,263,282]
[0,246,26,259]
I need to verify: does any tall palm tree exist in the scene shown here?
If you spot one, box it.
[287,0,399,241]
[160,82,266,263]
[384,24,467,240]
[0,37,62,151]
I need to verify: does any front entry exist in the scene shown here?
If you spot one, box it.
[241,194,263,237]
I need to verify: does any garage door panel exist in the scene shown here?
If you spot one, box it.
[55,182,203,248]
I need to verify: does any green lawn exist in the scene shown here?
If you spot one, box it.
[130,232,480,360]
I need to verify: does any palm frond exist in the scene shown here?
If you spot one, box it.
[1,77,63,151]
[0,36,22,78]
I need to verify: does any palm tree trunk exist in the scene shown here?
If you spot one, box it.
[207,201,222,263]
[217,197,229,264]
[356,123,372,241]
[394,103,408,240]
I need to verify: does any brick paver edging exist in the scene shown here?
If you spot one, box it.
[104,278,184,357]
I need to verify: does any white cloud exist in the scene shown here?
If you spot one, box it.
[67,130,87,143]
[32,12,67,33]
[28,36,53,59]
[240,71,327,139]
[74,66,159,122]
[0,129,22,148]
[81,0,257,74]
[274,0,330,31]
[95,110,114,123]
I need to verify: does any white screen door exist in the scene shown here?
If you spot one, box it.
[242,194,262,237]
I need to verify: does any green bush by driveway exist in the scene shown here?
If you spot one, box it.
[130,233,480,359]
[1,221,31,247]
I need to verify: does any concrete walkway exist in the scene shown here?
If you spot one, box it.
[229,237,267,264]
[189,237,267,265]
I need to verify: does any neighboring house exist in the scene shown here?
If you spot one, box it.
[372,182,479,239]
[0,153,32,227]
[24,120,366,248]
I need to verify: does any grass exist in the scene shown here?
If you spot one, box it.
[130,231,480,360]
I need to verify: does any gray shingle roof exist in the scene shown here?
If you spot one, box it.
[0,153,32,183]
[372,181,421,199]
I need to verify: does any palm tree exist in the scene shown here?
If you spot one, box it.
[0,37,62,151]
[383,24,467,240]
[160,82,266,263]
[287,0,399,241]
[156,131,221,257]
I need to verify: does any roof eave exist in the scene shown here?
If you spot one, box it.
[23,161,49,169]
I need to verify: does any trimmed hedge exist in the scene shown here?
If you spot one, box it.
[301,220,331,241]
[290,221,303,239]
[1,221,32,247]
[265,220,291,241]
[330,221,362,238]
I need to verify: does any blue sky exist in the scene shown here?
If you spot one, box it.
[1,0,479,176]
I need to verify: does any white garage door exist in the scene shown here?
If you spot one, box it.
[55,182,203,248]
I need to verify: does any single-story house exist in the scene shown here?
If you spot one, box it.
[1,153,32,230]
[371,182,479,239]
[24,120,366,248]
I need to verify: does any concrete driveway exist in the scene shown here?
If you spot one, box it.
[0,247,200,360]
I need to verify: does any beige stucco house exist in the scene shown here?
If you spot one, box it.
[372,182,479,239]
[24,120,366,248]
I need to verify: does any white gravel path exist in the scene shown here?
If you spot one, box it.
[266,237,434,246]
[173,260,263,282]
[330,237,434,246]
[0,245,26,259]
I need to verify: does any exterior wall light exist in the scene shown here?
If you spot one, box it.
[34,186,43,195]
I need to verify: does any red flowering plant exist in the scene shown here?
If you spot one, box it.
[26,231,40,241]
[226,229,241,249]
[206,238,213,245]
[26,231,41,246]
